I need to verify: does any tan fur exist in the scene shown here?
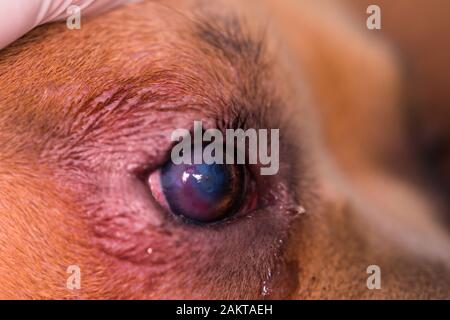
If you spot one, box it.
[0,0,449,299]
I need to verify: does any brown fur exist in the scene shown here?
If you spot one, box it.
[0,0,449,299]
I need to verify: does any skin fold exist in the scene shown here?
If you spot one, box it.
[0,0,449,299]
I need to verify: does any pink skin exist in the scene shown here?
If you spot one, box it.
[0,0,136,50]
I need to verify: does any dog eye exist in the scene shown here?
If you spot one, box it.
[148,144,251,223]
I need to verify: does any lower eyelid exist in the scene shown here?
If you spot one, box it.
[73,143,305,299]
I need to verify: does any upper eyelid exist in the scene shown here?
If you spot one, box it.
[36,34,293,169]
[55,77,280,148]
[49,101,295,181]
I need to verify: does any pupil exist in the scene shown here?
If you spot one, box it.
[160,160,244,223]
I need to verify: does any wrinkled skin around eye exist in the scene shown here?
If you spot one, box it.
[0,0,449,300]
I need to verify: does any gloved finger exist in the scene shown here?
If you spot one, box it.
[0,0,136,50]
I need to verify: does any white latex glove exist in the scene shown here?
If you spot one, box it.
[0,0,135,50]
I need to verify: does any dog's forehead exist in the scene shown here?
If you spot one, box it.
[0,1,268,90]
[0,1,280,140]
[0,3,200,95]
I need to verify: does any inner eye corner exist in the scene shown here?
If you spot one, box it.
[131,150,175,183]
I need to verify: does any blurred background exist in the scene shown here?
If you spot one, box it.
[344,0,450,211]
